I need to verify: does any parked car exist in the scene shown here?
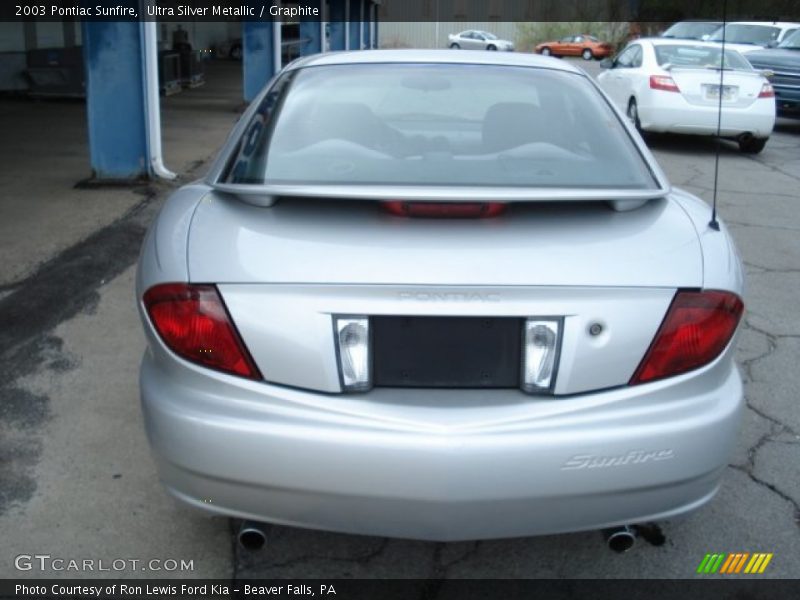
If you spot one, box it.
[707,21,800,54]
[746,28,800,117]
[448,30,514,51]
[598,39,776,153]
[661,21,722,41]
[534,34,614,60]
[137,50,745,545]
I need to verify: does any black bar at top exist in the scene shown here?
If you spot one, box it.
[2,0,800,23]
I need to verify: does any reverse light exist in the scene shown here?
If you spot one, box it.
[631,290,744,385]
[382,201,506,218]
[522,319,562,394]
[143,283,260,379]
[334,316,371,392]
[650,75,680,92]
[758,83,775,98]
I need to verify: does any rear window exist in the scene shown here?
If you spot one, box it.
[710,24,781,45]
[778,29,800,48]
[662,22,721,40]
[654,45,752,71]
[224,63,657,190]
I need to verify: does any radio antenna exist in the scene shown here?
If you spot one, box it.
[709,0,728,231]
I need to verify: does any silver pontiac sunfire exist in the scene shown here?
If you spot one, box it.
[136,50,745,544]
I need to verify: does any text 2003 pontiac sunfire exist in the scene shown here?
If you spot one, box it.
[137,50,745,546]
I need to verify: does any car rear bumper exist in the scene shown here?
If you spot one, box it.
[141,346,743,541]
[639,98,775,137]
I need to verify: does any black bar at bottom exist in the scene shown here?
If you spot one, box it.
[1,579,796,600]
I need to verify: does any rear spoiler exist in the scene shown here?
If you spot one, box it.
[210,182,670,212]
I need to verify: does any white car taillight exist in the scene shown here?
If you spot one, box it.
[758,83,775,98]
[650,75,680,93]
[522,319,562,394]
[334,316,371,392]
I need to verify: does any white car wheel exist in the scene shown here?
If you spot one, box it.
[582,48,593,60]
[540,47,551,56]
[627,99,642,132]
[738,134,768,154]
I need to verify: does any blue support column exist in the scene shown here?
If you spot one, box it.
[348,0,361,49]
[362,0,371,50]
[328,0,346,51]
[243,21,277,102]
[82,21,148,180]
[358,0,369,50]
[373,8,379,48]
[299,0,323,56]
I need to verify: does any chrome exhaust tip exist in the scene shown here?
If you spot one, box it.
[238,520,268,551]
[603,525,636,553]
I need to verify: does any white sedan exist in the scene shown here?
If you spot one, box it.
[597,39,776,153]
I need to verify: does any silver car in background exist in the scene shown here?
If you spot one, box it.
[137,50,744,544]
[448,30,514,51]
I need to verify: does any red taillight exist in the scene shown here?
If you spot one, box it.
[649,75,680,93]
[143,283,261,380]
[758,83,775,98]
[382,201,506,218]
[630,290,744,385]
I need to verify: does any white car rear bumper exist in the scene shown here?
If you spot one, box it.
[639,95,775,138]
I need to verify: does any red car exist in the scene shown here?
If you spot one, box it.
[535,35,614,60]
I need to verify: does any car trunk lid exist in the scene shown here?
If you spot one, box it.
[187,193,704,395]
[188,193,702,288]
[668,67,766,108]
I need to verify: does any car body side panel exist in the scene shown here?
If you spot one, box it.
[670,187,745,293]
[136,183,209,293]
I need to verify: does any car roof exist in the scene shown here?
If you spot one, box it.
[636,37,748,49]
[719,21,800,28]
[285,49,583,73]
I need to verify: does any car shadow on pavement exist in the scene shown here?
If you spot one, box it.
[643,133,746,155]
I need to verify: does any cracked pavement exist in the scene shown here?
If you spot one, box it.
[1,59,799,580]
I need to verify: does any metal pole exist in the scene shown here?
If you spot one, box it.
[435,0,439,48]
[142,18,176,179]
[360,0,364,49]
[345,0,350,50]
